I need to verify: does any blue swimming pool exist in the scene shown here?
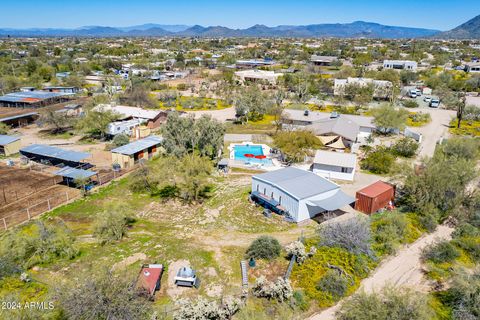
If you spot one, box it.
[233,144,273,165]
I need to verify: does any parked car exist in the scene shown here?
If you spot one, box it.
[415,89,422,96]
[430,99,440,108]
[409,89,417,98]
[424,96,432,103]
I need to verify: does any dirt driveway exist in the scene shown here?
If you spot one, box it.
[411,108,456,158]
[185,106,236,122]
[308,224,454,320]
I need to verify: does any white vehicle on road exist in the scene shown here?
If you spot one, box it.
[424,96,432,103]
[409,89,417,98]
[430,99,440,108]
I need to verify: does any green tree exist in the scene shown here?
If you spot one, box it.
[0,123,10,135]
[75,109,119,139]
[38,109,73,134]
[246,236,282,261]
[273,131,322,163]
[371,105,409,134]
[361,146,394,174]
[234,86,270,123]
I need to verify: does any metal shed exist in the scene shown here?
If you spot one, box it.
[0,135,21,156]
[355,181,395,214]
[20,144,92,168]
[111,136,163,169]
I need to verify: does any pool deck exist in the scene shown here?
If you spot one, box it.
[227,142,280,171]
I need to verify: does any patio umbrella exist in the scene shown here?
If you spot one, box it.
[255,155,267,159]
[244,153,255,158]
[327,138,347,149]
[319,135,338,145]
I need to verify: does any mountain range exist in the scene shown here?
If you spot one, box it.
[0,17,477,39]
[435,15,480,39]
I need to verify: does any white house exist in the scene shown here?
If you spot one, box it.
[312,150,357,181]
[465,62,480,73]
[234,69,283,85]
[383,60,417,71]
[251,167,354,223]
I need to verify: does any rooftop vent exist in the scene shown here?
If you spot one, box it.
[144,270,150,277]
[304,109,309,116]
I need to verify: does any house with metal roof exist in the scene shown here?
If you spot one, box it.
[0,112,39,127]
[94,104,167,129]
[312,150,357,181]
[136,264,164,298]
[251,167,354,223]
[111,136,163,169]
[282,110,375,148]
[0,135,21,156]
[20,144,92,168]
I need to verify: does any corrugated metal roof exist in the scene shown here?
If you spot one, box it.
[314,150,357,168]
[0,112,39,123]
[357,181,394,198]
[0,91,67,102]
[20,144,91,162]
[307,190,355,211]
[253,167,339,200]
[111,136,163,155]
[0,135,20,145]
[54,166,97,179]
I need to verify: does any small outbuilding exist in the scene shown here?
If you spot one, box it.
[136,264,164,298]
[54,166,98,186]
[312,150,357,181]
[111,136,163,169]
[0,135,21,156]
[355,181,395,214]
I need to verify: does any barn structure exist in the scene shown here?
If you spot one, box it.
[0,135,21,156]
[111,136,163,169]
[20,144,93,168]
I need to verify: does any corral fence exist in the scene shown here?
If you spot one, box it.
[0,164,139,232]
[0,175,63,206]
[0,189,80,231]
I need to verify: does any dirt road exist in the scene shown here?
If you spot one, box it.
[309,224,454,320]
[412,108,455,158]
[185,106,236,122]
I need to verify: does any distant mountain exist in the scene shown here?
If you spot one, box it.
[118,24,190,33]
[0,21,441,38]
[436,15,480,39]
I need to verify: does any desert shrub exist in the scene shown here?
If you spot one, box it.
[111,134,130,148]
[391,137,419,158]
[246,236,281,261]
[58,267,151,320]
[371,212,408,256]
[174,296,243,320]
[292,290,310,311]
[316,270,349,301]
[0,221,78,269]
[252,276,293,302]
[441,137,479,160]
[452,238,480,262]
[273,130,322,163]
[403,100,419,108]
[337,287,433,320]
[318,216,372,256]
[421,241,460,264]
[445,269,480,320]
[291,245,371,307]
[361,146,394,174]
[94,206,134,244]
[452,223,480,239]
[417,206,439,233]
[285,241,307,264]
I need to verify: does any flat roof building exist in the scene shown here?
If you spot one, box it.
[312,150,357,181]
[234,69,283,85]
[311,55,339,66]
[383,60,417,71]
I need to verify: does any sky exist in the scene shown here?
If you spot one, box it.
[1,0,478,31]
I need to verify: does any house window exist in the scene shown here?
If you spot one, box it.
[341,167,348,173]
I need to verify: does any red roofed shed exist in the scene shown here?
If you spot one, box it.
[355,181,395,214]
[136,264,163,298]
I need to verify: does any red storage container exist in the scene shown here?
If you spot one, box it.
[355,181,395,214]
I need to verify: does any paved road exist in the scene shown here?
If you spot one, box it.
[409,108,456,158]
[308,225,454,320]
